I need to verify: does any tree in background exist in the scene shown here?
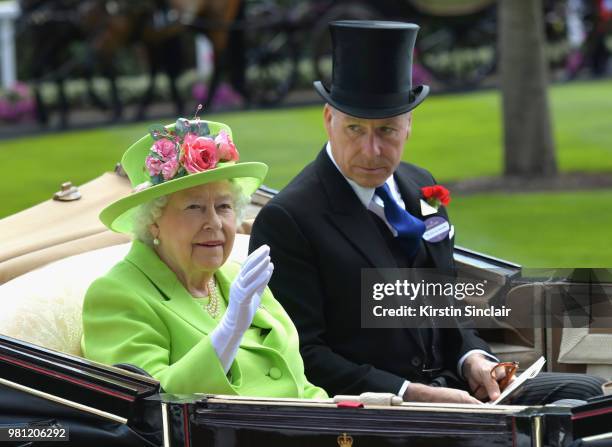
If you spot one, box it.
[499,0,558,177]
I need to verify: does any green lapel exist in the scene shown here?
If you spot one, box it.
[126,241,289,353]
[125,240,218,336]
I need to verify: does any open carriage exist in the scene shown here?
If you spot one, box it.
[0,168,611,446]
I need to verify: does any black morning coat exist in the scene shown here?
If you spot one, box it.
[249,148,492,396]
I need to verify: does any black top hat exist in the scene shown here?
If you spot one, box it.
[314,20,429,119]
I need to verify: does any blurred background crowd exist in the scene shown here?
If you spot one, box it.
[0,0,610,130]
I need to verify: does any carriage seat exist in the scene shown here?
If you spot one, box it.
[0,234,251,357]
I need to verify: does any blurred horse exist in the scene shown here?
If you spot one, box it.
[84,0,246,119]
[169,0,246,110]
[20,0,244,127]
[127,0,245,119]
[18,0,124,127]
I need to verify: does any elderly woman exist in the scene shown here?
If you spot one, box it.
[82,117,327,399]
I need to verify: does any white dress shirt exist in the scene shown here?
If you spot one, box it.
[325,142,403,235]
[325,143,497,398]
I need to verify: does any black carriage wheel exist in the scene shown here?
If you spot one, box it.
[242,1,298,106]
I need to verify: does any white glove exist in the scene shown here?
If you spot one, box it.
[210,244,274,373]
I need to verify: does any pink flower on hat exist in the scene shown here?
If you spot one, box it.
[181,135,218,174]
[215,130,239,162]
[143,114,243,185]
[161,159,179,180]
[152,138,177,160]
[145,156,163,176]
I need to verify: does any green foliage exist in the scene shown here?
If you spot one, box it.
[1,79,611,266]
[174,118,190,138]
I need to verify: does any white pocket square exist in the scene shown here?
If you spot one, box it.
[420,199,438,216]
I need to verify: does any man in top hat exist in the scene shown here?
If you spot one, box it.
[249,21,604,403]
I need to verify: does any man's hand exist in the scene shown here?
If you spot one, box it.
[462,353,511,402]
[403,383,481,404]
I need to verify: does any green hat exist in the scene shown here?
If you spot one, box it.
[100,118,268,233]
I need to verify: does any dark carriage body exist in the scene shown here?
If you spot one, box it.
[3,334,608,447]
[172,395,571,447]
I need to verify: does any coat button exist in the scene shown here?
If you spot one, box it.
[411,357,422,368]
[268,367,282,380]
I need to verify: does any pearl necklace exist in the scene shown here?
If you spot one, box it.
[205,278,220,318]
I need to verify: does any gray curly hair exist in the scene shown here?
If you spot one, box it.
[132,180,250,246]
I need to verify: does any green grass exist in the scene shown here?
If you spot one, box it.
[1,79,611,266]
[409,79,612,179]
[451,190,612,267]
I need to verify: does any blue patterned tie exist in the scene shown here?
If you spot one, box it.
[375,184,425,258]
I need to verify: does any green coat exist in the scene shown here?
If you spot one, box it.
[82,240,327,399]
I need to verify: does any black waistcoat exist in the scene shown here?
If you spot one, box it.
[367,212,443,374]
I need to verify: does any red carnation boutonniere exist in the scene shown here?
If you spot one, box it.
[421,185,451,210]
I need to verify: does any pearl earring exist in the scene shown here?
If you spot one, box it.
[153,237,160,246]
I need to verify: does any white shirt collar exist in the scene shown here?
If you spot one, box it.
[325,142,404,208]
